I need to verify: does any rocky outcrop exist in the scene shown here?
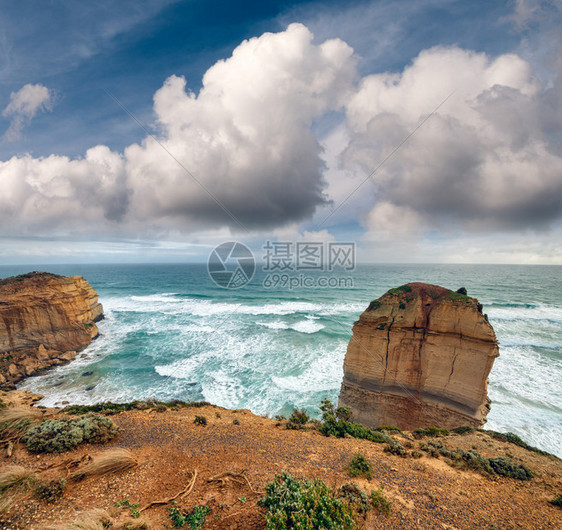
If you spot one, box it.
[0,272,103,389]
[339,283,499,430]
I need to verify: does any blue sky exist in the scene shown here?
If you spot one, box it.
[0,0,561,264]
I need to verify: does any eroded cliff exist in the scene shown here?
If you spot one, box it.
[0,272,103,388]
[339,283,499,430]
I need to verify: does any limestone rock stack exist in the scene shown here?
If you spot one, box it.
[0,272,103,388]
[339,283,499,430]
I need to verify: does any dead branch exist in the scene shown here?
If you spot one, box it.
[140,469,197,512]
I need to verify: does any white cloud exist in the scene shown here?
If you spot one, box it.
[340,45,562,236]
[0,24,355,237]
[2,83,54,140]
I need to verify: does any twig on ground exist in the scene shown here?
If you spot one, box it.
[140,469,197,512]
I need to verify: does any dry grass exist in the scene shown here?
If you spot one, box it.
[62,508,112,529]
[0,465,36,515]
[70,448,138,482]
[0,465,36,494]
[0,406,42,437]
[57,509,151,529]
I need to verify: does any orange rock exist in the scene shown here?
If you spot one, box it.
[338,283,499,430]
[0,272,103,388]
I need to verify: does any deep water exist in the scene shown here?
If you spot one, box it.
[1,263,560,457]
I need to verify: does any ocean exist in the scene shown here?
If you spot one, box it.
[1,263,560,457]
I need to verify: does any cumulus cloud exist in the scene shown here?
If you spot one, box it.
[1,23,562,255]
[341,45,562,234]
[0,24,355,237]
[2,83,54,140]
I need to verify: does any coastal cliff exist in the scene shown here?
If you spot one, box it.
[339,283,499,430]
[0,272,103,388]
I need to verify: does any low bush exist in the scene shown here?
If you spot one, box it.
[347,454,372,480]
[35,478,66,503]
[488,457,533,480]
[370,486,392,515]
[384,438,407,457]
[451,426,474,435]
[258,471,356,529]
[549,494,562,508]
[481,430,555,458]
[193,415,207,426]
[337,482,370,514]
[413,427,449,439]
[63,399,213,415]
[318,399,389,444]
[286,408,310,430]
[22,414,117,453]
[186,505,212,529]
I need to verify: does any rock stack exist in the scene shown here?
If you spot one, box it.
[339,283,499,430]
[0,272,103,388]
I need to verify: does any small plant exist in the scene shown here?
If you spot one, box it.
[232,418,240,425]
[286,408,310,430]
[488,457,533,480]
[71,449,137,481]
[347,454,372,480]
[370,486,391,514]
[34,478,66,503]
[413,427,449,438]
[0,407,41,438]
[23,414,117,453]
[0,466,36,494]
[384,438,407,457]
[193,415,207,426]
[238,496,247,503]
[258,471,356,529]
[451,426,474,435]
[116,499,141,519]
[338,482,370,513]
[168,505,187,527]
[215,411,221,419]
[186,505,212,529]
[549,494,562,508]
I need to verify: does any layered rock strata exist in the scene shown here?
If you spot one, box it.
[0,272,103,388]
[339,283,499,430]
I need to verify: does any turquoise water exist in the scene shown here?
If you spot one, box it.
[1,263,561,457]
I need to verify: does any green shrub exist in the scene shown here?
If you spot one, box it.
[168,506,187,527]
[451,426,474,435]
[413,427,449,439]
[481,430,555,458]
[337,482,370,514]
[384,438,407,457]
[370,486,391,515]
[389,285,412,294]
[488,457,533,480]
[22,414,117,453]
[193,415,207,426]
[318,399,389,444]
[35,478,66,503]
[258,471,356,529]
[347,454,372,480]
[549,494,562,508]
[63,400,213,415]
[287,408,310,430]
[185,505,212,529]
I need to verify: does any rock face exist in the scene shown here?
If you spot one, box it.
[0,272,103,388]
[339,283,499,430]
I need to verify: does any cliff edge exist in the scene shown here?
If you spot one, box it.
[339,282,499,430]
[0,272,103,389]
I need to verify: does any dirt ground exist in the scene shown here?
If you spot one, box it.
[1,391,561,529]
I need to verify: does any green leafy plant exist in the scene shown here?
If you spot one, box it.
[22,414,117,453]
[370,486,391,515]
[347,454,372,480]
[549,494,562,508]
[451,426,474,435]
[258,471,356,529]
[384,438,407,457]
[193,415,207,426]
[413,427,449,439]
[34,478,66,503]
[318,399,389,444]
[168,506,187,527]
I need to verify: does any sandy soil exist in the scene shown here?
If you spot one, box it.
[0,392,561,529]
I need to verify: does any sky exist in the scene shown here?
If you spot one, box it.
[0,0,561,265]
